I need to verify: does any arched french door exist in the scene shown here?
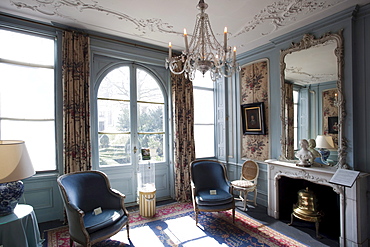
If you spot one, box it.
[92,61,170,203]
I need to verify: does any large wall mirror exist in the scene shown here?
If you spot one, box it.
[279,31,348,169]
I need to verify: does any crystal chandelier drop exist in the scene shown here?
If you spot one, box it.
[165,0,240,81]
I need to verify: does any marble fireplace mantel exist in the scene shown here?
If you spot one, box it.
[265,159,368,247]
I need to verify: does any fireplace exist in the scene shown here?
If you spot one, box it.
[278,176,340,239]
[265,159,368,246]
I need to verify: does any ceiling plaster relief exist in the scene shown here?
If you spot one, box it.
[235,0,341,38]
[8,0,346,51]
[285,66,336,85]
[10,0,179,36]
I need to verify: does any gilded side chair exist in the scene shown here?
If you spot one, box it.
[231,160,259,211]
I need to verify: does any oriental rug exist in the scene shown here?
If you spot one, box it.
[44,202,307,247]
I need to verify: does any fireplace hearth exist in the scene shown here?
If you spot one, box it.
[265,159,368,247]
[279,176,340,239]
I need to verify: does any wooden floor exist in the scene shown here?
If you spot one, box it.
[39,199,339,247]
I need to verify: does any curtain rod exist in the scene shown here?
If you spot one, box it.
[0,12,167,54]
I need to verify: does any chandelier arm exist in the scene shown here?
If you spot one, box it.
[165,0,238,81]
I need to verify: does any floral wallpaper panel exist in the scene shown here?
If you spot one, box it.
[240,59,269,161]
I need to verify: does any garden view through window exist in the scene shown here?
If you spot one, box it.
[97,66,165,166]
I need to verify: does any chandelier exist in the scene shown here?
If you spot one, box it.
[165,0,240,81]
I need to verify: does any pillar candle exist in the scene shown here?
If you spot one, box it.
[224,27,228,51]
[184,29,189,53]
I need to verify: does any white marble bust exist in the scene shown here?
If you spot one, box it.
[295,139,314,166]
[308,138,322,165]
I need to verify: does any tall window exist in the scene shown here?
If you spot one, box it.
[193,71,215,158]
[97,65,165,166]
[293,90,299,149]
[0,29,56,171]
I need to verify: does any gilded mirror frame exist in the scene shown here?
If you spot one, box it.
[279,30,348,169]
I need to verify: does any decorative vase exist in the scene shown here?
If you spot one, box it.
[0,181,24,216]
[318,148,330,163]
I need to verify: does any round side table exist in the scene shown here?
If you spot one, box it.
[0,204,43,247]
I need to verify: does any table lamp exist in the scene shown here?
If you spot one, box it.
[315,135,335,164]
[0,140,35,216]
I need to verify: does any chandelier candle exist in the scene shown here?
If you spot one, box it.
[168,42,172,58]
[224,27,227,51]
[184,29,189,53]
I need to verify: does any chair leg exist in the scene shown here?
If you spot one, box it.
[70,238,73,247]
[126,224,130,239]
[243,191,247,211]
[233,209,235,223]
[254,189,257,206]
[195,210,199,225]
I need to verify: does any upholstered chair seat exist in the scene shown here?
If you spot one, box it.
[196,189,234,206]
[83,208,126,234]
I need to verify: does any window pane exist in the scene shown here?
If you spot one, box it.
[138,134,164,162]
[0,64,54,119]
[98,100,130,133]
[98,66,166,167]
[193,71,215,158]
[193,70,213,88]
[193,89,214,124]
[138,103,164,132]
[137,69,164,103]
[293,91,299,104]
[0,29,56,172]
[1,120,55,171]
[294,128,298,150]
[194,125,215,158]
[293,104,298,127]
[99,133,131,166]
[98,67,130,100]
[0,29,54,66]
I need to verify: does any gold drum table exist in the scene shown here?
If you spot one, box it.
[139,189,156,217]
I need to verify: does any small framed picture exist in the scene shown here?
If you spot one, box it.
[328,116,339,134]
[241,102,266,135]
[141,148,151,160]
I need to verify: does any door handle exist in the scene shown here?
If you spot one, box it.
[133,146,138,154]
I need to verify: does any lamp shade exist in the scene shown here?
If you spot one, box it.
[315,135,335,149]
[0,140,35,183]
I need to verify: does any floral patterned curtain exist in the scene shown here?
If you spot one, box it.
[172,71,195,202]
[284,82,295,159]
[62,31,92,173]
[322,88,339,148]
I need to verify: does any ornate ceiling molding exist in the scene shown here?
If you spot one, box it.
[11,0,179,35]
[234,0,341,37]
[285,66,336,84]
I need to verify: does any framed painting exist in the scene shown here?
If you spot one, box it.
[241,102,266,135]
[328,116,339,134]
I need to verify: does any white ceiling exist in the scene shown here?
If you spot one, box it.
[1,0,369,55]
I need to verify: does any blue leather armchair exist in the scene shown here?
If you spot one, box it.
[57,170,129,247]
[190,160,235,224]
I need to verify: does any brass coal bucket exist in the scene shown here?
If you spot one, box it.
[288,187,323,238]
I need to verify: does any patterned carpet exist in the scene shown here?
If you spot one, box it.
[45,202,307,247]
